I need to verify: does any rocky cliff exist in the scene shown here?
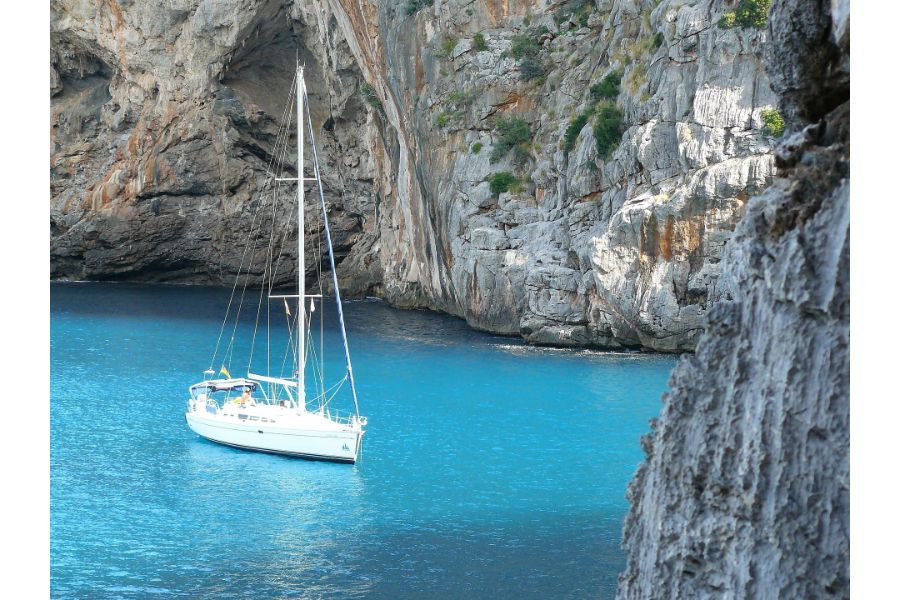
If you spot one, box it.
[51,0,377,286]
[51,0,779,351]
[618,0,849,596]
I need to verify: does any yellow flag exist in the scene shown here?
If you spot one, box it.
[219,365,231,379]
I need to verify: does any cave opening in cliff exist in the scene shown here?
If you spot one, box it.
[218,0,332,174]
[210,2,369,290]
[50,34,114,150]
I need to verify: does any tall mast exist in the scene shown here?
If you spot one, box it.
[296,64,306,412]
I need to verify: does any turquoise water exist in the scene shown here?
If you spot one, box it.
[50,282,676,598]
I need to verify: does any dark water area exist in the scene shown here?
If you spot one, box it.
[50,282,677,598]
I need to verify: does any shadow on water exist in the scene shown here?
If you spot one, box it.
[51,281,238,322]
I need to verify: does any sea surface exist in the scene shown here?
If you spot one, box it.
[50,282,677,599]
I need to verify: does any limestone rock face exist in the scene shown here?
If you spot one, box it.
[51,0,779,351]
[50,0,378,286]
[618,0,850,596]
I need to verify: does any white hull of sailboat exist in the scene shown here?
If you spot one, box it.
[185,411,362,463]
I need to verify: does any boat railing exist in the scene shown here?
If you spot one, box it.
[188,392,363,425]
[314,407,365,427]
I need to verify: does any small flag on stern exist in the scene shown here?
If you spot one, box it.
[219,365,231,379]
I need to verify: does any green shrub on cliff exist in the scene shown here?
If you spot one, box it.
[593,104,624,158]
[473,32,487,52]
[359,83,384,116]
[719,12,738,28]
[490,117,532,164]
[510,33,541,61]
[519,58,548,81]
[436,110,464,128]
[563,114,589,153]
[736,0,772,27]
[554,0,595,28]
[719,0,772,29]
[510,28,550,82]
[435,36,458,58]
[406,0,431,16]
[471,142,483,154]
[761,108,785,137]
[590,71,622,101]
[446,90,473,105]
[559,71,625,157]
[489,172,518,195]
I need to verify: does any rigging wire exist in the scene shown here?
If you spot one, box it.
[303,86,361,417]
[254,90,312,384]
[207,204,262,372]
[279,306,298,384]
[212,67,298,374]
[247,79,299,375]
[316,179,326,406]
[249,187,294,373]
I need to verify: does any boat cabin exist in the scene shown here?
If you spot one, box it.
[189,378,299,413]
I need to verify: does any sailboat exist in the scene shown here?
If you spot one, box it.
[184,65,367,463]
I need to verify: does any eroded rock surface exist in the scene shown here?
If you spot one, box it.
[618,0,850,596]
[51,0,779,350]
[51,0,377,286]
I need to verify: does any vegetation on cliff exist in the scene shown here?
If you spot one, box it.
[593,105,624,158]
[405,0,432,17]
[359,83,384,116]
[490,117,532,165]
[718,0,772,29]
[488,171,519,196]
[509,27,550,82]
[590,71,622,101]
[761,108,785,137]
[562,70,624,157]
[472,32,486,52]
[562,114,589,153]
